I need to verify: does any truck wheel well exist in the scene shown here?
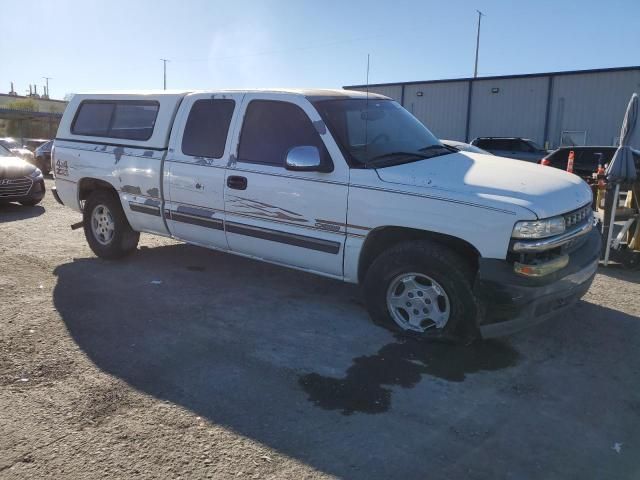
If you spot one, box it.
[78,178,118,203]
[358,227,480,283]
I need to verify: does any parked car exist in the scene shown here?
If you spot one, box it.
[0,137,36,164]
[471,137,548,162]
[441,139,492,155]
[53,90,599,341]
[35,140,53,173]
[24,138,51,152]
[541,146,640,181]
[0,143,45,206]
[541,146,609,178]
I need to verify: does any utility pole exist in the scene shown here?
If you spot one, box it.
[43,77,52,98]
[473,10,484,78]
[160,59,169,90]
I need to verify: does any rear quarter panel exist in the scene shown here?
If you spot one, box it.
[54,93,185,234]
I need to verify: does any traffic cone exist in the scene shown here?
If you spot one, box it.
[567,150,575,173]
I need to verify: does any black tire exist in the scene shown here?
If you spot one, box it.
[83,190,139,259]
[19,198,42,207]
[363,240,479,342]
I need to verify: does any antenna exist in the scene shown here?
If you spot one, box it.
[364,54,370,160]
[160,58,170,90]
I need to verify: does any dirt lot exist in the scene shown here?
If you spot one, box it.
[1,178,639,479]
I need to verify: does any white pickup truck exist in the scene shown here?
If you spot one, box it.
[52,89,600,340]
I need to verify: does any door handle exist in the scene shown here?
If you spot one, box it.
[227,175,247,190]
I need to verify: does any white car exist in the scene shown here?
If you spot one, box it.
[52,90,600,340]
[0,137,35,164]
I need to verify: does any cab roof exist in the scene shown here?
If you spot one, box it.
[73,88,390,102]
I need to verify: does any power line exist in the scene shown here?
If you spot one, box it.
[172,27,432,64]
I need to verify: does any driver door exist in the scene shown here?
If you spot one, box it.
[223,93,349,278]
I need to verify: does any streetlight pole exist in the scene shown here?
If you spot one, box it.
[473,10,484,78]
[160,59,169,90]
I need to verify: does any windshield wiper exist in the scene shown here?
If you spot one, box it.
[419,144,457,153]
[364,151,430,168]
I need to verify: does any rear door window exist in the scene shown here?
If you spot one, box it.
[110,103,160,140]
[72,100,159,141]
[490,139,513,151]
[238,100,327,167]
[182,99,235,158]
[547,149,569,169]
[71,102,114,137]
[517,140,535,152]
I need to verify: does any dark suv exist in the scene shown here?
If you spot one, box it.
[540,146,640,181]
[471,137,548,162]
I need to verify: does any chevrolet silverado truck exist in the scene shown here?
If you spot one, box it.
[52,89,600,340]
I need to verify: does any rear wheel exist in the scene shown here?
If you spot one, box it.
[363,240,479,342]
[83,190,139,259]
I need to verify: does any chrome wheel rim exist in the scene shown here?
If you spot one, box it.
[386,272,451,333]
[91,204,115,245]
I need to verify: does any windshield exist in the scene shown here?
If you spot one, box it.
[0,138,20,149]
[313,99,451,167]
[526,139,545,151]
[0,144,13,157]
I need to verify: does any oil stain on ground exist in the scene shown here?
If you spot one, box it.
[298,338,519,415]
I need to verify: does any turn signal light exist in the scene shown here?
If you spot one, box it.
[514,255,569,277]
[540,158,551,166]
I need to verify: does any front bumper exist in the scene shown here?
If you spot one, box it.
[0,179,45,203]
[475,228,601,338]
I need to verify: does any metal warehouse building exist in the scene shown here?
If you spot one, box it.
[344,66,640,149]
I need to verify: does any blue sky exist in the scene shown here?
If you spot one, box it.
[2,0,639,99]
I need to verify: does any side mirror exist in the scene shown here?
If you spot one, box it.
[285,145,322,172]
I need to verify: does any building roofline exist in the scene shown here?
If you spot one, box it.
[0,92,68,104]
[344,65,640,89]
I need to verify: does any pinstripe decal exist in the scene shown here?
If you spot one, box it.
[350,184,517,215]
[129,203,161,216]
[226,221,341,254]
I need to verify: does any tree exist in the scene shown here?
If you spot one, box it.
[5,98,39,112]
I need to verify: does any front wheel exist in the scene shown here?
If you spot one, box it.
[83,190,139,259]
[363,240,479,342]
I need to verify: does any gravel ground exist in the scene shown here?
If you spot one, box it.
[1,178,639,479]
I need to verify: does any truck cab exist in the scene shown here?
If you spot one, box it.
[52,89,601,341]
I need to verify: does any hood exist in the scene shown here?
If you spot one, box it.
[375,152,592,219]
[0,156,37,179]
[11,147,33,157]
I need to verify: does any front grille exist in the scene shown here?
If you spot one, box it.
[0,177,32,198]
[564,204,592,229]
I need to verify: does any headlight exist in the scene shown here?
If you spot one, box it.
[512,216,565,239]
[29,168,43,179]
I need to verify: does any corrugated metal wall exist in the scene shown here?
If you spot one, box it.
[468,76,548,144]
[403,81,469,140]
[345,68,640,149]
[361,85,403,103]
[548,70,640,147]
